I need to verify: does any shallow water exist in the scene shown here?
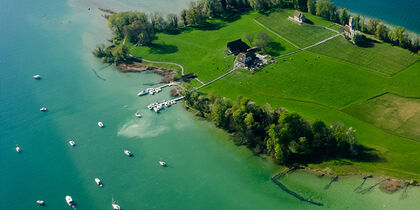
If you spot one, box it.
[0,0,419,209]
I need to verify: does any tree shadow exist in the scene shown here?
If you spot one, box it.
[349,145,386,162]
[194,21,227,31]
[266,42,285,56]
[148,43,178,54]
[357,37,380,48]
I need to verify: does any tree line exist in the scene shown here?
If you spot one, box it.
[182,84,359,164]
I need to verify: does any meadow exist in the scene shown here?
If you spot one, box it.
[127,9,420,179]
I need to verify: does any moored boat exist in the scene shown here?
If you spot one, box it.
[98,122,104,128]
[65,195,75,208]
[33,75,41,79]
[94,178,103,187]
[40,107,47,111]
[159,161,167,166]
[137,90,147,96]
[36,200,45,205]
[68,140,76,147]
[112,198,121,210]
[135,112,142,118]
[16,145,20,153]
[124,150,132,157]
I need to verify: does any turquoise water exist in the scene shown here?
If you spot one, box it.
[1,0,419,209]
[332,0,420,34]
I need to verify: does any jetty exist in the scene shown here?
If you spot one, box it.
[147,96,184,113]
[137,82,176,96]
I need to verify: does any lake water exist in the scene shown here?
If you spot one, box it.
[1,0,419,209]
[331,0,420,34]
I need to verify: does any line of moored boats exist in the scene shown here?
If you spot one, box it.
[24,74,171,208]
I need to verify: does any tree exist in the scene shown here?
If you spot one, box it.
[307,0,316,15]
[249,0,271,11]
[367,18,380,34]
[166,14,179,33]
[245,33,254,46]
[180,9,188,26]
[389,26,406,47]
[151,13,166,32]
[339,8,349,25]
[351,31,363,45]
[375,23,388,41]
[294,0,308,12]
[185,8,207,27]
[202,0,224,17]
[315,0,337,22]
[353,15,361,31]
[253,31,274,53]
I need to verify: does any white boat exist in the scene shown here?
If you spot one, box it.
[159,161,167,166]
[112,198,121,210]
[40,107,47,111]
[68,140,76,147]
[98,122,104,128]
[94,178,103,187]
[16,145,20,153]
[124,150,132,157]
[36,200,45,205]
[33,75,41,79]
[65,195,75,207]
[137,90,147,96]
[135,112,142,118]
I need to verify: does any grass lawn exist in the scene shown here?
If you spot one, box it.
[128,12,296,83]
[201,51,389,108]
[343,93,420,142]
[308,36,419,75]
[256,9,337,48]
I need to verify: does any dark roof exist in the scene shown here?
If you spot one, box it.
[294,10,304,19]
[227,39,250,55]
[182,73,197,81]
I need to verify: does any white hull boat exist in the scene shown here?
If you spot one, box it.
[159,161,167,166]
[112,198,121,210]
[65,195,75,207]
[98,122,104,128]
[124,150,132,157]
[36,200,45,205]
[135,112,142,118]
[40,107,47,111]
[137,90,147,96]
[68,140,76,147]
[33,75,41,79]
[16,145,20,153]
[94,178,103,187]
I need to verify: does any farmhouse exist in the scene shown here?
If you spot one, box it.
[236,51,256,67]
[293,10,306,23]
[227,39,250,55]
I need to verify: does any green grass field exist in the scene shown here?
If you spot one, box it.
[343,93,420,141]
[308,36,419,75]
[127,9,420,179]
[256,9,337,48]
[128,12,296,83]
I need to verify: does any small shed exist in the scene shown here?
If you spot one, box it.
[182,73,197,81]
[293,11,306,23]
[227,39,250,55]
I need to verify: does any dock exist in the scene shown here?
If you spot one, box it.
[137,82,177,96]
[147,96,184,113]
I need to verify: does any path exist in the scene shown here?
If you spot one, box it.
[195,61,236,90]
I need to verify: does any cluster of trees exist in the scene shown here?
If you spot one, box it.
[92,44,129,64]
[183,86,359,164]
[245,31,275,53]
